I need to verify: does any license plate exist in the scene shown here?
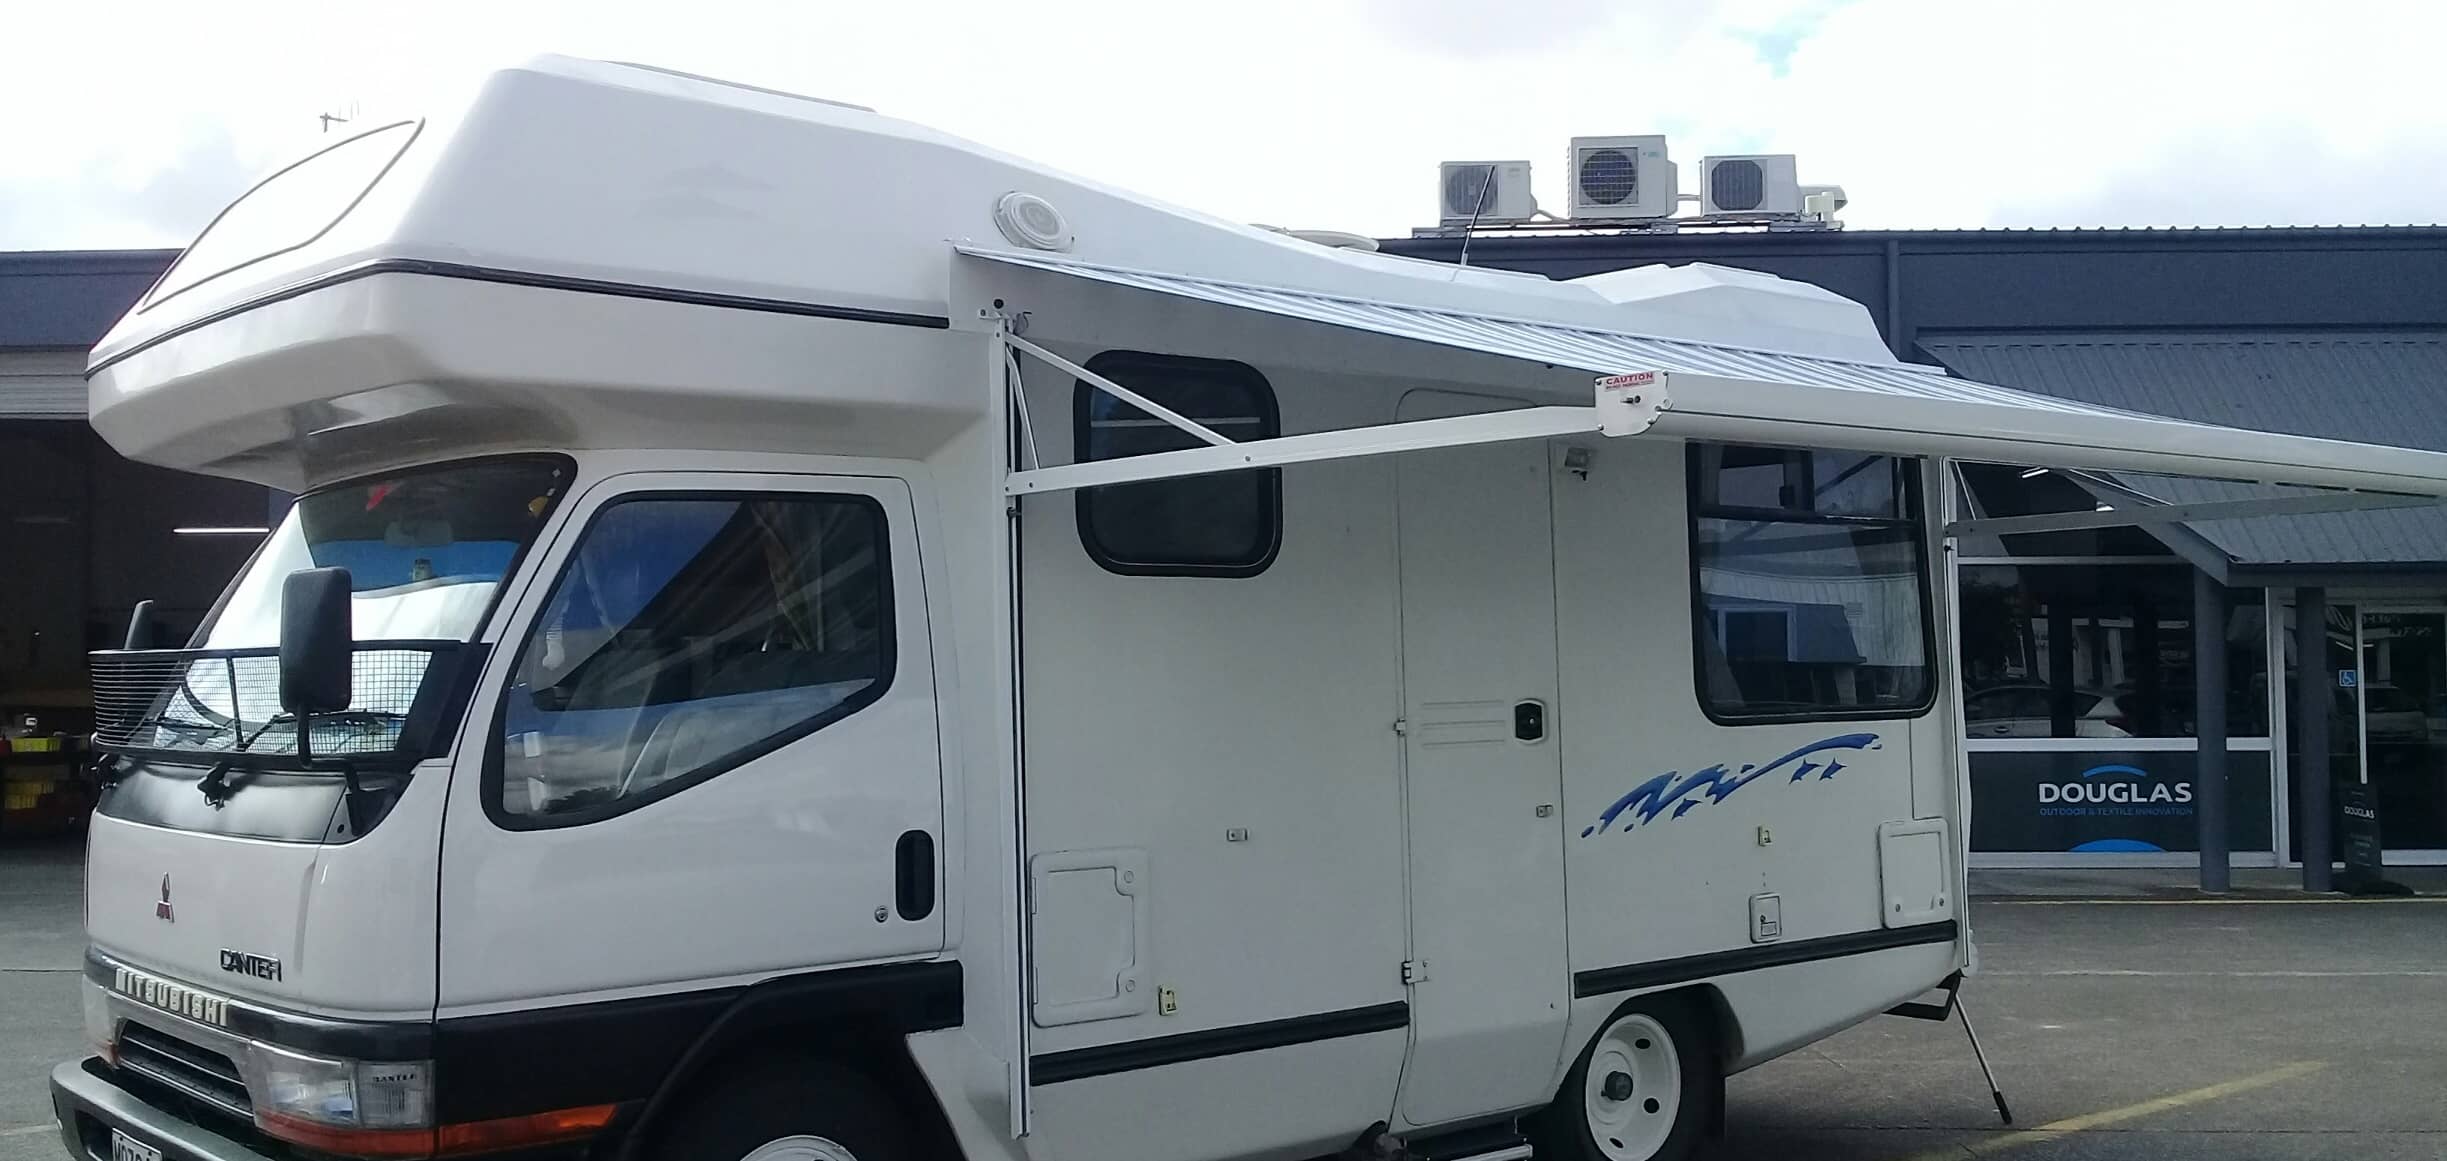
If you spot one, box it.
[111,1128,165,1161]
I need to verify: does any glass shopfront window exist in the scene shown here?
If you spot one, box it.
[1961,562,2275,857]
[2283,603,2447,857]
[1959,564,2268,740]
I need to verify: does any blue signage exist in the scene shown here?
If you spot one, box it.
[1970,750,2272,854]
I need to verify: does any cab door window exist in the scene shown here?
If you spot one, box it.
[489,493,892,828]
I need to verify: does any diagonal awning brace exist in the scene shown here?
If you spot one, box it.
[1005,404,1609,495]
[1946,489,2447,539]
[997,360,1672,497]
[1003,331,1234,448]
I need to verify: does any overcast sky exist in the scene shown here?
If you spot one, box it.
[6,0,2445,251]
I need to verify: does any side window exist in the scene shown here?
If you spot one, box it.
[1688,443,1934,722]
[1073,351,1281,577]
[490,493,893,827]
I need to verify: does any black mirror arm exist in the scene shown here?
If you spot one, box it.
[196,759,236,808]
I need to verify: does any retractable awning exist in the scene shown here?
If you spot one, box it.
[952,247,2447,509]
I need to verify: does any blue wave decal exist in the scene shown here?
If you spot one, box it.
[2081,764,2148,779]
[1580,733,1881,837]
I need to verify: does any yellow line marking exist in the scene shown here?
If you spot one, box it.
[1894,1060,2327,1161]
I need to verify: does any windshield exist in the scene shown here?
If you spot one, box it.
[200,458,570,648]
[100,459,569,765]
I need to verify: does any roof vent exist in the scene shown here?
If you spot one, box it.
[994,191,1073,251]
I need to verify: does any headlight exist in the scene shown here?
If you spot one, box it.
[241,1041,434,1155]
[81,979,117,1063]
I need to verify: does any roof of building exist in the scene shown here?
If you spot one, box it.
[0,249,175,348]
[1922,332,2447,576]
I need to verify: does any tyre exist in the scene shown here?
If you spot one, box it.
[647,1055,913,1161]
[1531,997,1717,1161]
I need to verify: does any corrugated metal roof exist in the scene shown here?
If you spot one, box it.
[0,349,88,418]
[1924,333,2447,570]
[0,249,175,348]
[2115,474,2447,568]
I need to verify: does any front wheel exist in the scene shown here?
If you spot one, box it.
[1532,998,1716,1161]
[647,1056,911,1161]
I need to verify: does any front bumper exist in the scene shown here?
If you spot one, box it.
[51,1059,272,1161]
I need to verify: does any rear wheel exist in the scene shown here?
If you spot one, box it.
[648,1056,911,1161]
[1533,998,1716,1161]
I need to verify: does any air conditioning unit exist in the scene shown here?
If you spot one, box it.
[1700,154,1802,216]
[1437,161,1536,224]
[1567,135,1676,220]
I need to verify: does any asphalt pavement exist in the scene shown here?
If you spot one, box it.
[1716,892,2447,1160]
[4,837,2442,1160]
[1,837,83,1161]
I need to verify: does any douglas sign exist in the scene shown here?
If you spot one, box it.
[2038,764,2194,807]
[1970,751,2269,854]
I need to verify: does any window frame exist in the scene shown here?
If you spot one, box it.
[1684,443,1939,726]
[1071,350,1284,578]
[480,487,898,832]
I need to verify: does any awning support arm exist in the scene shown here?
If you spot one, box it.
[1944,488,2445,538]
[1002,332,1235,448]
[1004,406,1607,496]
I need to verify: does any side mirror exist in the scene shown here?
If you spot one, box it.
[279,567,354,716]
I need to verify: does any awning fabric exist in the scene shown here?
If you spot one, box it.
[955,247,2447,499]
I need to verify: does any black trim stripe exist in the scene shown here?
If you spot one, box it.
[1030,1001,1408,1085]
[88,257,951,375]
[435,959,961,1122]
[1574,920,1959,999]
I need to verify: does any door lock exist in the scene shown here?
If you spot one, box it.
[1513,700,1546,742]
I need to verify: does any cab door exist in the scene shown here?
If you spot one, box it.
[437,470,944,1013]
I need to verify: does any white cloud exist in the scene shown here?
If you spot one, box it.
[4,0,2445,251]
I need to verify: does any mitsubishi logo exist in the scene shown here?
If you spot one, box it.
[156,875,174,922]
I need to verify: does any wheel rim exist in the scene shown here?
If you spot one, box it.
[1581,1012,1682,1161]
[740,1136,859,1161]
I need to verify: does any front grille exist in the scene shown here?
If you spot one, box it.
[116,1023,253,1126]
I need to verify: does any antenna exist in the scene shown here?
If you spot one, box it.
[1451,163,1495,279]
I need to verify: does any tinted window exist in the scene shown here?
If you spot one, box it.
[1074,352,1280,576]
[1958,564,2268,738]
[1689,444,1933,721]
[199,458,568,648]
[492,494,891,827]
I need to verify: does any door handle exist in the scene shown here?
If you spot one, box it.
[1513,700,1546,742]
[894,830,936,921]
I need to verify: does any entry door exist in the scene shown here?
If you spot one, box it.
[1393,390,1571,1128]
[2354,608,2447,858]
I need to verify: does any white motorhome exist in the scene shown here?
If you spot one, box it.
[51,56,2447,1161]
